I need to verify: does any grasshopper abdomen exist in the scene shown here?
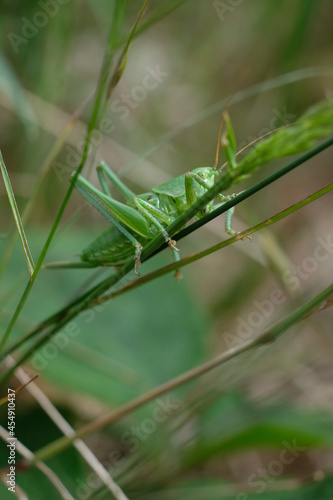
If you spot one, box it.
[81,226,144,266]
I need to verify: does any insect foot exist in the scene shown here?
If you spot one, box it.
[167,238,182,280]
[161,228,180,252]
[167,239,180,252]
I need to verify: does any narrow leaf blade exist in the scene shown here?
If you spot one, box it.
[0,151,35,277]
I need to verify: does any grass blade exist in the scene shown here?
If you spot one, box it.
[1,181,332,386]
[0,89,94,278]
[1,138,332,374]
[29,281,333,462]
[89,182,333,304]
[0,1,147,353]
[119,67,333,177]
[107,0,149,97]
[0,151,35,277]
[116,0,189,48]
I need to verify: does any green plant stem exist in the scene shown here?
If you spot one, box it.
[30,281,333,464]
[1,139,332,376]
[0,2,126,353]
[90,182,333,305]
[136,134,333,264]
[107,0,149,98]
[116,0,188,49]
[119,67,333,177]
[0,90,94,279]
[174,134,333,241]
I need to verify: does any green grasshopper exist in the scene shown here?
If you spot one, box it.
[50,113,238,275]
[46,96,333,276]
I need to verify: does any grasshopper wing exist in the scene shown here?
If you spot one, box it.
[152,173,186,197]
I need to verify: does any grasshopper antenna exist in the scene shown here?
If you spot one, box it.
[213,112,226,169]
[213,68,249,169]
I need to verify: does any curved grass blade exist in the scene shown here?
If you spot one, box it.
[0,151,35,277]
[1,136,332,375]
[89,182,333,305]
[29,281,333,463]
[175,134,333,241]
[107,0,149,97]
[1,181,332,385]
[119,67,333,177]
[0,0,147,354]
[139,134,333,262]
[116,0,189,49]
[233,98,333,179]
[0,425,75,499]
[0,89,94,279]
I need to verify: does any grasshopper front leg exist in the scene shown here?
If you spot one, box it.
[133,197,180,252]
[133,197,182,278]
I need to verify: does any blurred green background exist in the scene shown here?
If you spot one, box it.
[1,1,333,498]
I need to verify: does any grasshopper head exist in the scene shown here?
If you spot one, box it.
[191,167,218,218]
[192,167,217,189]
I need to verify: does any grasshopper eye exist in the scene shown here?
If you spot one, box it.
[146,193,158,202]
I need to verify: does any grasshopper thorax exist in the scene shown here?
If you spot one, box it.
[192,166,218,189]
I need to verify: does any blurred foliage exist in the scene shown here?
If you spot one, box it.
[0,0,333,499]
